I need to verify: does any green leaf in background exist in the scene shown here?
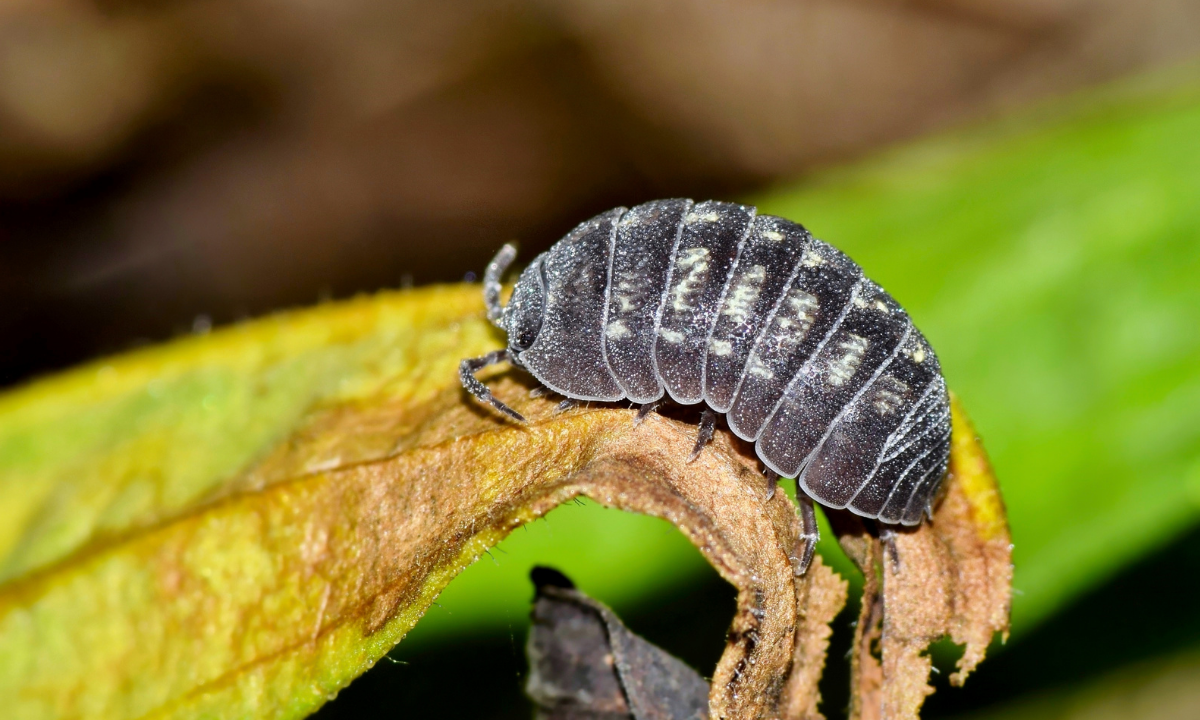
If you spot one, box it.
[755,66,1200,632]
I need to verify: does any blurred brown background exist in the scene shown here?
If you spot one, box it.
[3,0,1199,387]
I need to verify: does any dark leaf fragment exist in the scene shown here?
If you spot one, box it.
[526,567,710,720]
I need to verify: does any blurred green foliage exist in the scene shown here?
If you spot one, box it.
[757,71,1200,632]
[416,66,1200,642]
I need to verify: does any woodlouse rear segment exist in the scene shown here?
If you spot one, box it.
[461,199,952,536]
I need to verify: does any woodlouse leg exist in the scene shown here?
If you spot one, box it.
[484,243,518,328]
[459,350,526,422]
[634,399,667,426]
[556,398,581,413]
[795,485,819,576]
[764,469,779,500]
[687,409,718,462]
[880,527,902,574]
[529,386,548,398]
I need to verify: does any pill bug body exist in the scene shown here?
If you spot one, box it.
[463,199,950,528]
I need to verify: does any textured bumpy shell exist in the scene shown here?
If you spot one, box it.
[503,200,950,525]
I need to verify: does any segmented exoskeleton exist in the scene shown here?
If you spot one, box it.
[461,200,951,572]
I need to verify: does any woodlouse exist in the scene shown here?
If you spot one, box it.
[461,200,951,571]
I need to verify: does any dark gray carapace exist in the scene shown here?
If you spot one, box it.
[461,199,950,532]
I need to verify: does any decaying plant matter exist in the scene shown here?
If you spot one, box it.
[0,286,1009,719]
[525,565,711,719]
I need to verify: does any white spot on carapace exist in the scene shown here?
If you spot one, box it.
[614,276,644,313]
[787,289,817,323]
[801,248,824,267]
[747,356,774,379]
[606,321,631,339]
[762,230,784,242]
[721,265,766,323]
[874,299,890,312]
[709,338,733,356]
[827,334,868,386]
[912,347,926,363]
[872,377,910,415]
[669,247,710,312]
[659,328,686,343]
[761,288,817,355]
[686,211,721,223]
[620,211,644,227]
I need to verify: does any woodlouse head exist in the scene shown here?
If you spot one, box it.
[502,253,547,354]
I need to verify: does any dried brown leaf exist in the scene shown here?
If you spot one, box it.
[778,555,850,720]
[208,368,851,717]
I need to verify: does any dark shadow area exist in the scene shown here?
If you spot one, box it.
[311,631,533,720]
[817,596,861,719]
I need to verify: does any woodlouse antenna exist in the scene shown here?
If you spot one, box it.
[484,243,518,328]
